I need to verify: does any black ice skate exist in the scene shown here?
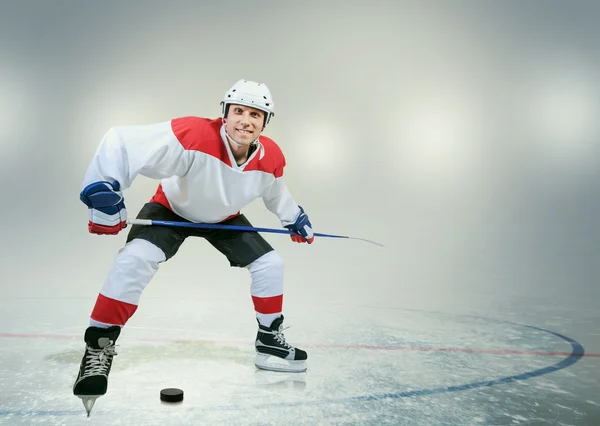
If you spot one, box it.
[73,326,120,416]
[254,315,308,373]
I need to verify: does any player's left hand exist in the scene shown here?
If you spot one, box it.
[80,181,128,235]
[285,206,314,244]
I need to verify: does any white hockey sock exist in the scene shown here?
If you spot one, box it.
[256,313,281,328]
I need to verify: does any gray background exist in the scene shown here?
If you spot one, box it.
[2,0,598,308]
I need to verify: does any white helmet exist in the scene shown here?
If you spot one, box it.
[221,79,275,126]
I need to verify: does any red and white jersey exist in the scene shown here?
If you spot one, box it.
[83,116,301,225]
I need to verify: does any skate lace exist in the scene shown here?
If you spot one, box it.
[82,343,118,378]
[274,326,292,349]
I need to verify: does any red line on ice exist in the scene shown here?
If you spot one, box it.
[0,332,596,357]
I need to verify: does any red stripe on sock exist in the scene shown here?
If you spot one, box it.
[252,294,283,314]
[91,293,138,326]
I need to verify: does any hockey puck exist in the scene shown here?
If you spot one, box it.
[160,388,184,403]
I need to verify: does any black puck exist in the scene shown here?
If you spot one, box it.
[160,388,184,403]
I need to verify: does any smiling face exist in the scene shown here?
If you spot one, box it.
[224,104,265,146]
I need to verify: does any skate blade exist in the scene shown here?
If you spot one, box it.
[254,353,307,373]
[254,370,307,391]
[78,396,98,417]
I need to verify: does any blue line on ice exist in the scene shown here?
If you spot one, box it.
[0,318,584,416]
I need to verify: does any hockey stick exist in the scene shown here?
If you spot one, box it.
[127,219,384,247]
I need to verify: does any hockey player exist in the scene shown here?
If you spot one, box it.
[73,79,314,416]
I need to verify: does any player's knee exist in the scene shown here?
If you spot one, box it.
[117,238,166,272]
[247,250,284,276]
[101,239,166,302]
[265,250,284,274]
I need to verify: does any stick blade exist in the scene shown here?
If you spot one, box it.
[348,237,385,247]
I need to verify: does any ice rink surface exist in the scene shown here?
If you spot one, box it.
[1,283,598,425]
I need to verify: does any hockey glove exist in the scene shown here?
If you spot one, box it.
[285,206,314,244]
[80,181,127,235]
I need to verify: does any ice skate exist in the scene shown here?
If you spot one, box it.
[73,326,120,416]
[254,315,307,373]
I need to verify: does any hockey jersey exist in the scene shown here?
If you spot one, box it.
[82,116,300,226]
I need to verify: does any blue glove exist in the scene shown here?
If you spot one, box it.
[80,181,127,235]
[285,206,314,244]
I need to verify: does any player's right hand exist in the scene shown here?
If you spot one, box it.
[80,181,127,235]
[285,206,315,244]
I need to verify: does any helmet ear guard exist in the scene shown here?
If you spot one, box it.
[221,79,275,127]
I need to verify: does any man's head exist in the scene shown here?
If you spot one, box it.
[223,104,266,146]
[221,79,274,127]
[221,79,275,147]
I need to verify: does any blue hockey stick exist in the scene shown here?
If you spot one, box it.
[127,219,384,247]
